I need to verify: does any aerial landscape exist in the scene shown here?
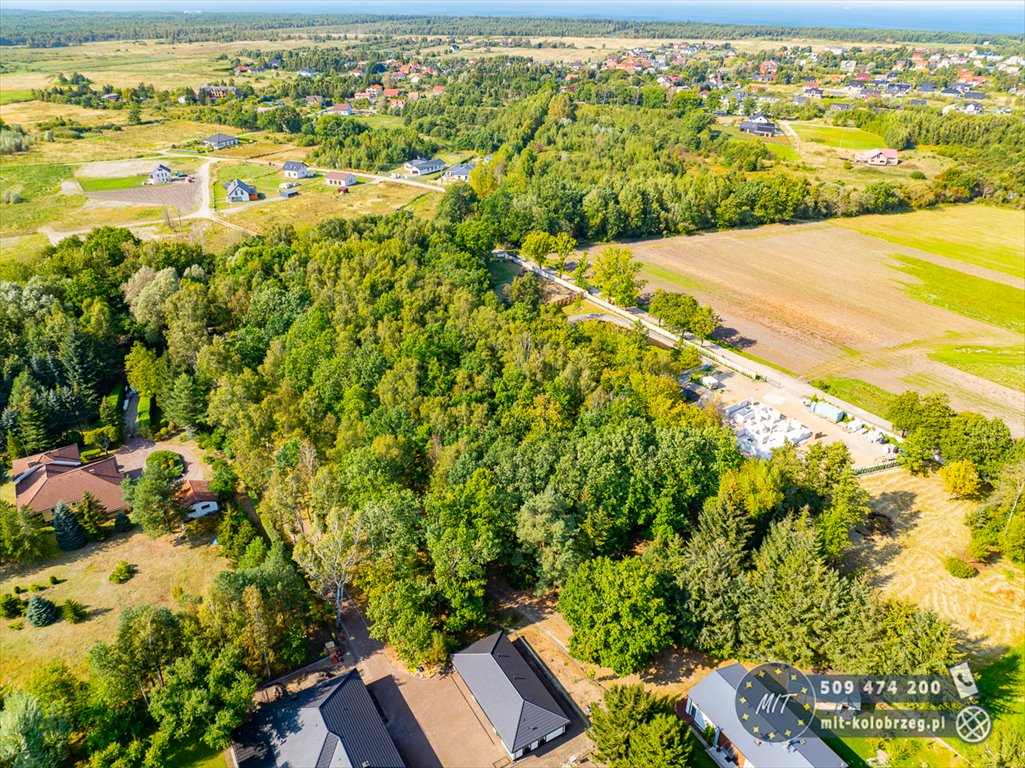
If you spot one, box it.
[0,1,1022,767]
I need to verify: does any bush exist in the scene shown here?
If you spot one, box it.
[944,556,977,579]
[109,560,135,584]
[29,583,46,592]
[909,170,926,180]
[146,450,184,476]
[967,538,992,563]
[113,510,134,533]
[48,575,61,585]
[26,595,57,627]
[12,585,25,594]
[209,459,238,500]
[0,593,25,618]
[62,599,87,624]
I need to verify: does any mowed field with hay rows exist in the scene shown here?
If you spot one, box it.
[624,206,1025,430]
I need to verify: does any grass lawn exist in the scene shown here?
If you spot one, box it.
[0,161,82,236]
[164,742,229,768]
[827,736,961,768]
[78,174,150,192]
[890,255,1025,334]
[790,121,885,150]
[959,641,1025,764]
[637,262,707,293]
[834,206,1025,279]
[809,376,896,418]
[224,179,440,233]
[930,344,1025,392]
[213,161,281,206]
[0,89,33,105]
[487,259,523,292]
[0,528,227,688]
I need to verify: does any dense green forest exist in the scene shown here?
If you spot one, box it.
[1,9,1018,48]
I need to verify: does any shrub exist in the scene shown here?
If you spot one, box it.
[9,621,23,631]
[1,189,24,204]
[146,450,184,476]
[62,599,87,624]
[109,560,135,584]
[48,575,61,585]
[944,556,977,579]
[26,595,57,627]
[29,583,46,592]
[113,510,134,533]
[0,593,25,619]
[909,170,926,180]
[967,538,992,563]
[12,585,25,594]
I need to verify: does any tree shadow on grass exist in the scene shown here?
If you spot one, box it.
[0,530,138,583]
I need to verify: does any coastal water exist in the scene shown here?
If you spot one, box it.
[5,0,1024,35]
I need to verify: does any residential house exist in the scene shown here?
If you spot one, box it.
[452,632,570,761]
[282,160,312,179]
[202,132,238,150]
[964,91,986,100]
[679,663,847,768]
[223,179,258,203]
[738,115,778,137]
[178,480,220,519]
[382,87,400,98]
[327,102,353,115]
[963,101,984,115]
[325,171,357,187]
[305,95,324,107]
[908,98,928,106]
[444,162,476,182]
[403,158,445,176]
[14,445,127,521]
[147,164,173,184]
[854,148,899,166]
[100,93,121,103]
[231,670,404,768]
[916,81,937,92]
[198,85,240,101]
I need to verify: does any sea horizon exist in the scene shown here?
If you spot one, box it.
[1,1,1023,36]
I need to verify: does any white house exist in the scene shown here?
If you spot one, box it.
[324,171,357,187]
[451,632,569,760]
[202,132,238,150]
[854,148,899,166]
[681,664,847,768]
[223,179,257,203]
[146,164,173,184]
[444,161,476,182]
[403,157,445,176]
[179,480,220,519]
[282,160,312,179]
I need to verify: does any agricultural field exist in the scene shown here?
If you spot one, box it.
[625,209,1025,429]
[849,468,1025,661]
[0,528,227,688]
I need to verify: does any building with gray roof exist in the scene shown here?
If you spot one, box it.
[451,632,570,760]
[231,669,404,768]
[680,663,847,768]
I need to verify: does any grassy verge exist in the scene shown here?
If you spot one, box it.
[638,263,707,293]
[890,255,1025,334]
[810,376,896,417]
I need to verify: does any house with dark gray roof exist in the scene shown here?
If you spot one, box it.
[282,160,312,179]
[738,115,778,137]
[679,663,847,768]
[452,632,570,760]
[203,132,238,150]
[403,157,445,176]
[231,669,404,768]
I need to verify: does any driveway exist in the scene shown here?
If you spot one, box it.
[115,437,204,482]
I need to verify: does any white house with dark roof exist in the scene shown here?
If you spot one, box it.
[738,115,779,137]
[202,132,238,150]
[679,663,847,768]
[281,160,312,179]
[147,164,172,184]
[452,632,570,760]
[443,161,476,182]
[403,157,445,176]
[223,179,258,203]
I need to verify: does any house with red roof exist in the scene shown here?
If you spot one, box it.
[14,445,127,520]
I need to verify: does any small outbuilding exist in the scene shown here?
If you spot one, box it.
[278,187,299,199]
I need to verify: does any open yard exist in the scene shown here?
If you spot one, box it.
[789,121,885,150]
[624,211,1025,430]
[848,468,1025,662]
[0,529,227,688]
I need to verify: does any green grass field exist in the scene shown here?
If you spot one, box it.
[930,345,1025,392]
[890,255,1025,334]
[834,206,1025,279]
[78,174,150,192]
[810,376,897,417]
[213,162,280,206]
[0,89,33,105]
[0,162,81,236]
[790,122,886,150]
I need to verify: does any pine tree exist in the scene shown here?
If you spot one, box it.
[76,492,108,542]
[15,387,51,455]
[26,595,57,627]
[53,501,87,551]
[5,430,25,460]
[113,510,134,533]
[162,373,204,435]
[59,328,100,419]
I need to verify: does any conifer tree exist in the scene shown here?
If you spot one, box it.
[53,501,87,551]
[113,510,134,533]
[26,595,57,627]
[76,492,108,541]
